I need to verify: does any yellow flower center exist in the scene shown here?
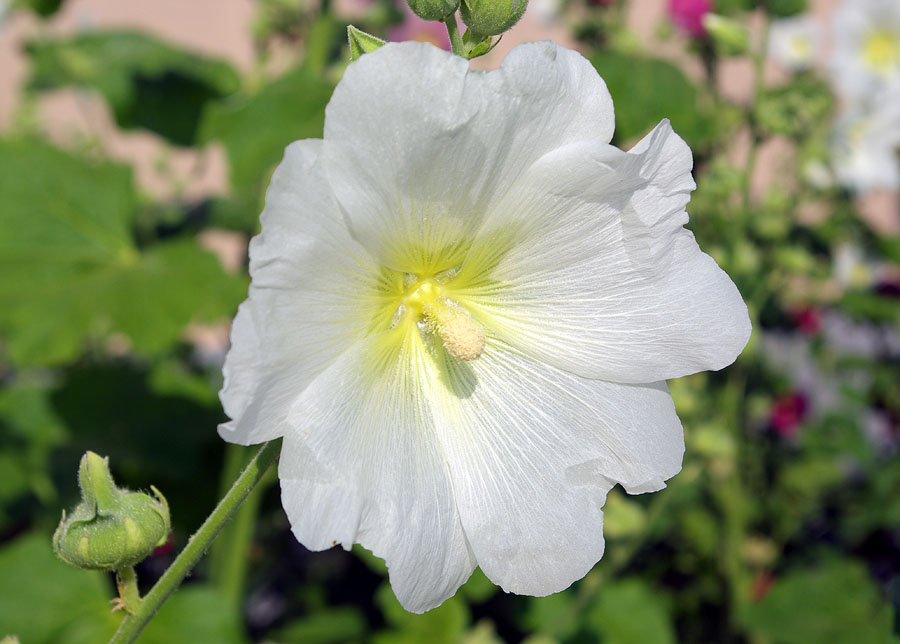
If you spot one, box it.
[862,30,900,74]
[396,275,485,362]
[788,36,812,60]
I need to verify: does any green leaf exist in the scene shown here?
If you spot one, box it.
[876,236,900,267]
[0,533,248,644]
[755,75,833,138]
[0,140,246,366]
[590,51,716,148]
[142,587,249,644]
[0,533,117,644]
[459,567,498,603]
[762,0,807,17]
[0,379,66,513]
[373,583,469,644]
[200,68,333,193]
[270,607,368,644]
[26,31,239,145]
[837,292,900,323]
[584,579,676,644]
[12,0,66,17]
[742,558,894,644]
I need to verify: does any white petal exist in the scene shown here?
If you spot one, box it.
[429,341,683,596]
[218,140,379,445]
[280,333,476,613]
[460,121,750,384]
[322,41,614,271]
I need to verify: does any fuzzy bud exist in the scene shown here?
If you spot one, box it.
[459,0,527,38]
[53,452,170,571]
[406,0,459,21]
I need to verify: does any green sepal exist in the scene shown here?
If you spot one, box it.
[347,25,387,61]
[462,29,499,59]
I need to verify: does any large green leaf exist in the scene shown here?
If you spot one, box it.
[0,379,66,521]
[0,533,248,644]
[742,558,895,644]
[270,607,368,644]
[26,32,240,145]
[0,533,115,644]
[200,68,333,193]
[585,579,676,644]
[590,51,717,148]
[0,140,246,366]
[372,583,469,644]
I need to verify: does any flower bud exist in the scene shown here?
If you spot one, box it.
[702,13,749,56]
[459,0,527,38]
[53,452,170,570]
[406,0,459,21]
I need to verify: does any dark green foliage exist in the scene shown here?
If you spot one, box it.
[26,32,240,145]
[0,140,246,366]
[200,68,334,192]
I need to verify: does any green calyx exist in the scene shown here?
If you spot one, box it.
[459,0,527,38]
[53,452,170,571]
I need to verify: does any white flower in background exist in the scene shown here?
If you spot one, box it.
[768,15,820,72]
[831,0,900,98]
[833,243,880,290]
[830,97,900,193]
[218,42,751,613]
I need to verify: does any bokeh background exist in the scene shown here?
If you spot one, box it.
[1,0,899,642]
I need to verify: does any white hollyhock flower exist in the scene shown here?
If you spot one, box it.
[218,41,751,613]
[831,0,900,99]
[830,98,900,193]
[768,15,819,72]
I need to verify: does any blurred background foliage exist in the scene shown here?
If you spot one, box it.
[1,0,899,642]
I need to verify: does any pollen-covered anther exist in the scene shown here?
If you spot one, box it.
[422,297,485,362]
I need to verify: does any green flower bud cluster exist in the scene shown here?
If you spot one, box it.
[53,452,170,571]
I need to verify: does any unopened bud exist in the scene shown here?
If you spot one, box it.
[407,0,459,21]
[702,13,749,56]
[459,0,528,38]
[53,452,170,570]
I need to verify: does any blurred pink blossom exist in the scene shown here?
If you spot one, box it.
[791,307,822,337]
[769,392,809,439]
[668,0,711,38]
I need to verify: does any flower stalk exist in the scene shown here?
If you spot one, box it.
[443,14,466,57]
[114,567,141,614]
[108,440,281,644]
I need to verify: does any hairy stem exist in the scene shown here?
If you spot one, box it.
[443,14,466,58]
[109,440,281,644]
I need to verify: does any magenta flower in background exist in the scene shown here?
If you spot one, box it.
[668,0,711,38]
[769,392,808,439]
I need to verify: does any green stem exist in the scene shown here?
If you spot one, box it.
[209,445,270,608]
[116,567,141,614]
[443,14,465,58]
[109,440,281,644]
[742,18,770,211]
